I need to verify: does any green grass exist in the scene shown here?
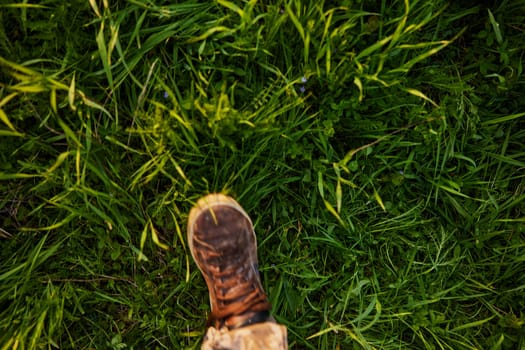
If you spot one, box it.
[1,0,524,349]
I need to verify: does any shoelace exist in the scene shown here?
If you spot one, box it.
[191,204,272,329]
[204,249,271,328]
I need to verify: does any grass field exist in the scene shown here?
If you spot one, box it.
[1,0,524,349]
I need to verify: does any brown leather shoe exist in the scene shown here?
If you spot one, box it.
[187,193,272,330]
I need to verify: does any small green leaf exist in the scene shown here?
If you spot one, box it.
[68,73,76,111]
[336,178,342,213]
[487,9,503,45]
[373,189,386,212]
[317,171,325,199]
